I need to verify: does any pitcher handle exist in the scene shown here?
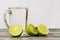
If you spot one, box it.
[4,10,12,28]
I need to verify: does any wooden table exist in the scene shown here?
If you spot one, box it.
[0,29,60,40]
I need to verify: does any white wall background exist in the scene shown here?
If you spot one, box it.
[0,0,60,29]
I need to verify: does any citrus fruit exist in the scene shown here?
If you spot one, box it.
[26,24,38,36]
[37,24,49,36]
[9,24,23,37]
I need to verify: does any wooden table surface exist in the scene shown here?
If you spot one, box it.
[0,29,60,40]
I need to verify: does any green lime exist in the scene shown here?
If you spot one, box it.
[37,24,49,36]
[26,24,38,36]
[9,24,23,37]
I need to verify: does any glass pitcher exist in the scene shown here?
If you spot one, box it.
[4,7,28,30]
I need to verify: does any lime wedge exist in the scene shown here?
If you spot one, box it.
[26,24,38,36]
[9,24,23,37]
[37,24,49,35]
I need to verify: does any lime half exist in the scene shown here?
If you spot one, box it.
[26,24,38,36]
[9,24,23,37]
[37,24,49,35]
